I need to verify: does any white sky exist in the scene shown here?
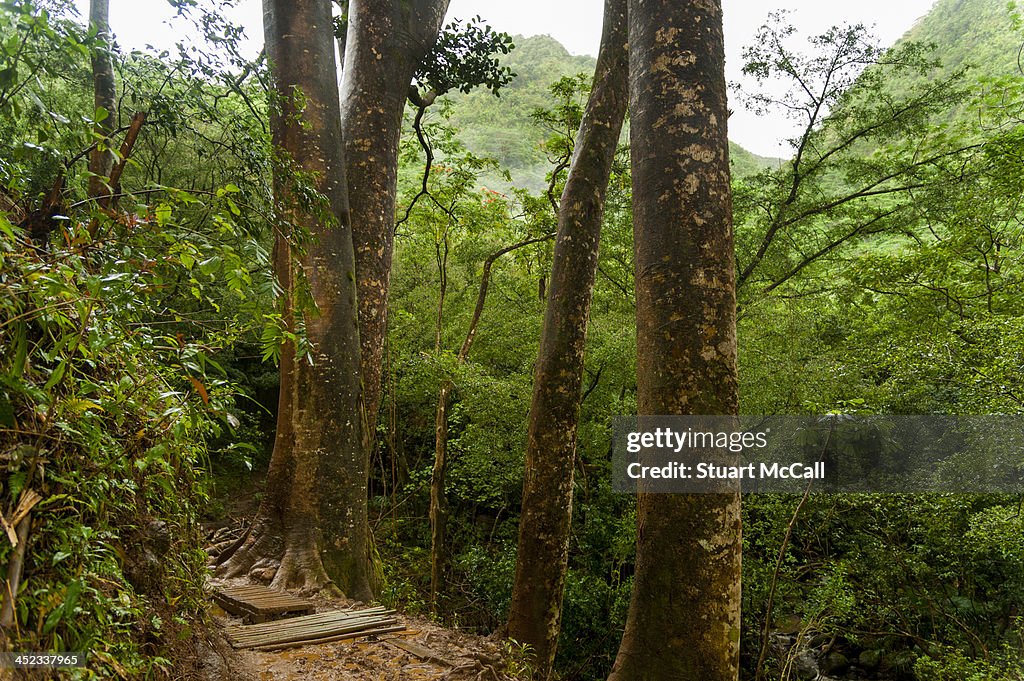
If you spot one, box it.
[75,0,938,157]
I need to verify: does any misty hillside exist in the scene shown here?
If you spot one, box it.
[442,34,781,192]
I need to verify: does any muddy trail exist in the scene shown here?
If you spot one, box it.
[199,581,527,681]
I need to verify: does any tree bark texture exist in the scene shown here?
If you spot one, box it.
[339,0,450,444]
[87,0,116,199]
[506,0,628,676]
[607,1,741,680]
[216,0,373,601]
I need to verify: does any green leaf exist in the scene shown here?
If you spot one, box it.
[42,604,63,635]
[198,256,221,276]
[0,214,17,240]
[66,398,103,414]
[155,203,172,227]
[63,579,82,616]
[0,66,16,90]
[10,323,27,379]
[7,472,25,505]
[43,360,68,391]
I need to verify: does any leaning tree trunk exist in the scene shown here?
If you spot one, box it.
[339,0,449,448]
[506,0,628,676]
[215,0,373,601]
[607,1,742,680]
[87,0,116,199]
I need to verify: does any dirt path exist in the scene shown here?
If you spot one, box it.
[202,585,526,681]
[199,498,524,680]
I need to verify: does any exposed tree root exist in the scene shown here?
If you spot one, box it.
[213,517,342,595]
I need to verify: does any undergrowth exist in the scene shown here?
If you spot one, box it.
[0,206,260,678]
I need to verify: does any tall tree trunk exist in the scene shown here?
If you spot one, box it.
[337,4,449,600]
[506,0,628,676]
[88,0,116,199]
[607,1,741,680]
[429,229,449,609]
[216,0,373,601]
[339,0,450,446]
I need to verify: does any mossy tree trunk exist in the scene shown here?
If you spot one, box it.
[216,0,373,601]
[506,0,628,676]
[339,0,450,447]
[607,0,742,679]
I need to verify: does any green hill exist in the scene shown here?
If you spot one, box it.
[443,34,779,192]
[873,0,1023,112]
[730,142,782,176]
[442,34,596,191]
[898,0,1022,78]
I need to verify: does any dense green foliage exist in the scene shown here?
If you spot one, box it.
[0,1,273,675]
[729,5,1024,680]
[0,211,241,677]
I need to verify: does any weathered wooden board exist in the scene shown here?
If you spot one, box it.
[225,606,394,635]
[211,583,315,622]
[253,625,407,651]
[225,607,403,649]
[227,614,395,646]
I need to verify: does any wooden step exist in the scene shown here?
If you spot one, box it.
[211,583,316,622]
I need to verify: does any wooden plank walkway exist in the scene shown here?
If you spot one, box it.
[211,583,315,622]
[224,606,404,651]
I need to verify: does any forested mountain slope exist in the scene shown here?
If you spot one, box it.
[460,0,1023,193]
[899,0,1022,78]
[866,0,1022,122]
[443,34,779,190]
